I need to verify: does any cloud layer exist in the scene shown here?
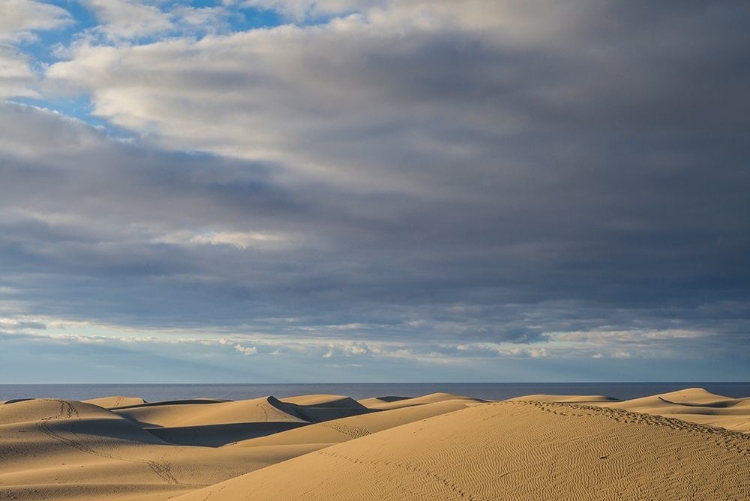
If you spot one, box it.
[0,1,749,381]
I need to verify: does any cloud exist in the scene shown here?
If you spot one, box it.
[454,343,549,359]
[189,231,287,249]
[1,316,749,382]
[82,0,174,40]
[0,47,38,98]
[78,0,231,42]
[323,341,371,358]
[235,0,384,22]
[1,1,750,380]
[234,343,258,356]
[559,329,710,344]
[0,0,71,43]
[1,98,749,357]
[0,318,47,331]
[0,0,71,97]
[45,1,750,201]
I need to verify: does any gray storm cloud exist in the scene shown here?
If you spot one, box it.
[0,1,749,379]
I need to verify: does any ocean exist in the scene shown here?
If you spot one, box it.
[1,382,748,403]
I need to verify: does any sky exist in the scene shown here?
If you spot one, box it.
[0,0,749,383]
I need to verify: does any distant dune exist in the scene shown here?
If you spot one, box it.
[82,396,147,409]
[1,388,748,500]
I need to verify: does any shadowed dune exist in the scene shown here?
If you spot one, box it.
[280,394,361,407]
[277,395,374,422]
[111,398,289,428]
[1,398,34,405]
[359,395,411,404]
[0,398,325,500]
[147,422,308,447]
[508,394,621,404]
[232,398,476,448]
[0,399,167,444]
[111,395,376,446]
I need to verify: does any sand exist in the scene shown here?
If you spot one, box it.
[512,387,750,433]
[82,396,147,409]
[1,388,748,500]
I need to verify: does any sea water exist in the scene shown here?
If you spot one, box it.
[1,382,749,402]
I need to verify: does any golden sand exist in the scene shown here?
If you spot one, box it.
[1,389,748,500]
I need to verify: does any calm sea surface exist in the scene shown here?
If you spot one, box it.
[1,383,748,402]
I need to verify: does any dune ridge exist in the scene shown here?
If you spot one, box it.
[520,387,750,433]
[83,396,146,409]
[1,388,748,500]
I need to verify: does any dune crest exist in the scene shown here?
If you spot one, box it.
[516,387,750,433]
[358,392,484,410]
[232,398,475,448]
[83,396,147,409]
[508,394,620,403]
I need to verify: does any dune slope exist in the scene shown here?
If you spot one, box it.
[0,399,322,500]
[233,397,474,448]
[177,399,750,501]
[2,389,749,501]
[114,396,305,427]
[358,392,483,410]
[111,396,310,446]
[84,396,146,409]
[524,388,750,433]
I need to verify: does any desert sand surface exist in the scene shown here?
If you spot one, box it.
[82,396,146,409]
[512,387,750,433]
[1,389,748,500]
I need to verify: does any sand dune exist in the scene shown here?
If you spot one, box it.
[278,394,374,422]
[508,394,620,403]
[113,396,309,446]
[281,394,359,407]
[358,392,484,410]
[0,398,165,444]
[113,396,303,427]
[1,388,748,500]
[0,398,323,499]
[601,388,750,433]
[110,395,376,446]
[177,398,750,501]
[83,396,146,409]
[233,398,475,448]
[517,387,750,433]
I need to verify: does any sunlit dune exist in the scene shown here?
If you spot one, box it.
[1,389,748,500]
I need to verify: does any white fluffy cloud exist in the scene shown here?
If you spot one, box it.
[0,47,38,98]
[0,0,71,97]
[79,0,229,41]
[46,1,750,199]
[0,0,71,42]
[45,1,543,178]
[82,0,174,40]
[234,343,258,355]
